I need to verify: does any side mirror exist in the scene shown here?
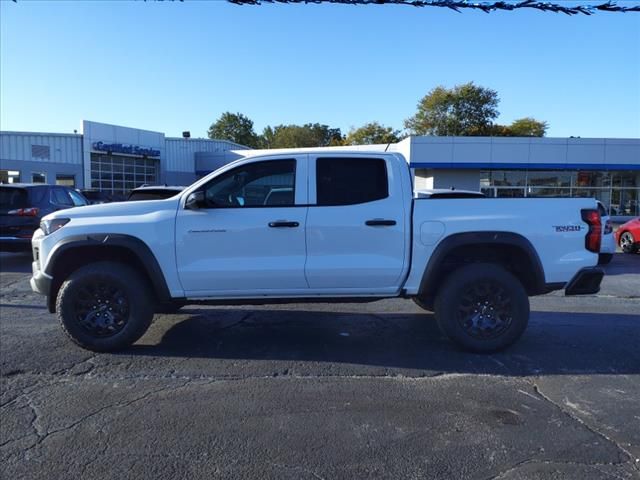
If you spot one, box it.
[185,191,204,210]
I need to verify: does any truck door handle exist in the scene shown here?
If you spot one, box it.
[268,221,299,228]
[365,219,396,226]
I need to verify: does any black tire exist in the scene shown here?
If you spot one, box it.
[56,261,154,352]
[434,263,529,353]
[619,231,638,254]
[412,297,433,312]
[598,253,613,265]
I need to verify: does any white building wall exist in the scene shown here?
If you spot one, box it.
[165,138,250,173]
[0,131,82,165]
[408,136,640,171]
[1,131,84,185]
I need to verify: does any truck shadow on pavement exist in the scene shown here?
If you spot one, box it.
[126,308,640,376]
[601,252,640,276]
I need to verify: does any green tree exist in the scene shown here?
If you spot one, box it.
[405,82,499,136]
[344,122,401,145]
[488,118,548,137]
[508,117,548,137]
[267,123,343,148]
[260,126,277,149]
[208,112,260,148]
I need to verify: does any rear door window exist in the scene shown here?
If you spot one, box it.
[68,190,88,206]
[316,158,388,206]
[51,188,73,207]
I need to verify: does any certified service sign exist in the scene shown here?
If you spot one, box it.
[92,141,160,157]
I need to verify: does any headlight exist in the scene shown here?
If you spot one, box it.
[40,218,70,236]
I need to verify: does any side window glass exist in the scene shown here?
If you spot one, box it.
[52,188,73,206]
[68,190,88,206]
[203,160,295,208]
[316,158,388,206]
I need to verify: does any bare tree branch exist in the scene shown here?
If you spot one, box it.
[226,0,640,15]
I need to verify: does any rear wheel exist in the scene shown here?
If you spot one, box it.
[56,261,154,352]
[434,263,529,353]
[619,231,638,254]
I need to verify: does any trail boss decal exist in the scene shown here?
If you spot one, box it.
[553,225,583,233]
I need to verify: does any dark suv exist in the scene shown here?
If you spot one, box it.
[0,184,88,252]
[127,185,185,201]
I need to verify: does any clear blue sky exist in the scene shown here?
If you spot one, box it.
[1,1,639,139]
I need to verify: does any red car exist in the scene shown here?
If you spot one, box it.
[615,217,640,254]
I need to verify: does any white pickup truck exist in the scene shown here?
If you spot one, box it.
[31,151,604,353]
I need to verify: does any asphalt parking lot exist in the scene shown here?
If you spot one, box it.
[1,252,639,480]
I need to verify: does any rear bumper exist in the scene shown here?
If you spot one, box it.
[565,267,604,296]
[600,233,616,254]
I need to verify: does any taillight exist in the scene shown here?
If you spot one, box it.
[7,207,40,217]
[581,209,601,253]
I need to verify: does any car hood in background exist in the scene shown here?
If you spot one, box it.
[42,197,181,222]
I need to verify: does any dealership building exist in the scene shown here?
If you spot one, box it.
[0,120,249,195]
[1,120,638,219]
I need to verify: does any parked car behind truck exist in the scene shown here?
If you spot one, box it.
[616,217,640,254]
[30,151,604,353]
[0,184,88,252]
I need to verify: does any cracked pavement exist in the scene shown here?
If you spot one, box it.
[1,252,639,479]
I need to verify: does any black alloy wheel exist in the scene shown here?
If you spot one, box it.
[456,281,513,340]
[73,281,130,337]
[57,261,154,352]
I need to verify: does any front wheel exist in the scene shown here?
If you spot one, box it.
[56,262,155,352]
[434,263,529,353]
[619,231,638,254]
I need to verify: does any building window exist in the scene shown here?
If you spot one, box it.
[90,153,158,198]
[56,174,75,187]
[479,169,640,217]
[527,171,571,188]
[489,170,526,187]
[0,170,20,184]
[32,172,46,184]
[31,145,50,160]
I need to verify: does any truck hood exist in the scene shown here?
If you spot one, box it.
[43,198,181,221]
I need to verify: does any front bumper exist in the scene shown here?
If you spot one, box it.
[565,267,604,295]
[30,260,52,296]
